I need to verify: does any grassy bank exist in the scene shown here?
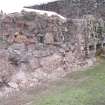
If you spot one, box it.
[31,62,105,105]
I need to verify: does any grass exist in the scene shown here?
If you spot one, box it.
[31,61,105,105]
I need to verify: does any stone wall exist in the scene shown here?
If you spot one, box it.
[0,11,96,94]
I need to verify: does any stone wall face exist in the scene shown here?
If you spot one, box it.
[0,11,96,94]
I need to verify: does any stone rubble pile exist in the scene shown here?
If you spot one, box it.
[0,10,95,94]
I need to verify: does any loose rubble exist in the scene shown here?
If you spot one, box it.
[0,10,98,96]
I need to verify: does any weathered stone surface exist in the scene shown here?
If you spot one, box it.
[40,53,62,73]
[0,10,97,95]
[14,32,28,44]
[49,67,65,79]
[28,57,40,70]
[44,33,54,44]
[32,68,48,80]
[8,43,27,55]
